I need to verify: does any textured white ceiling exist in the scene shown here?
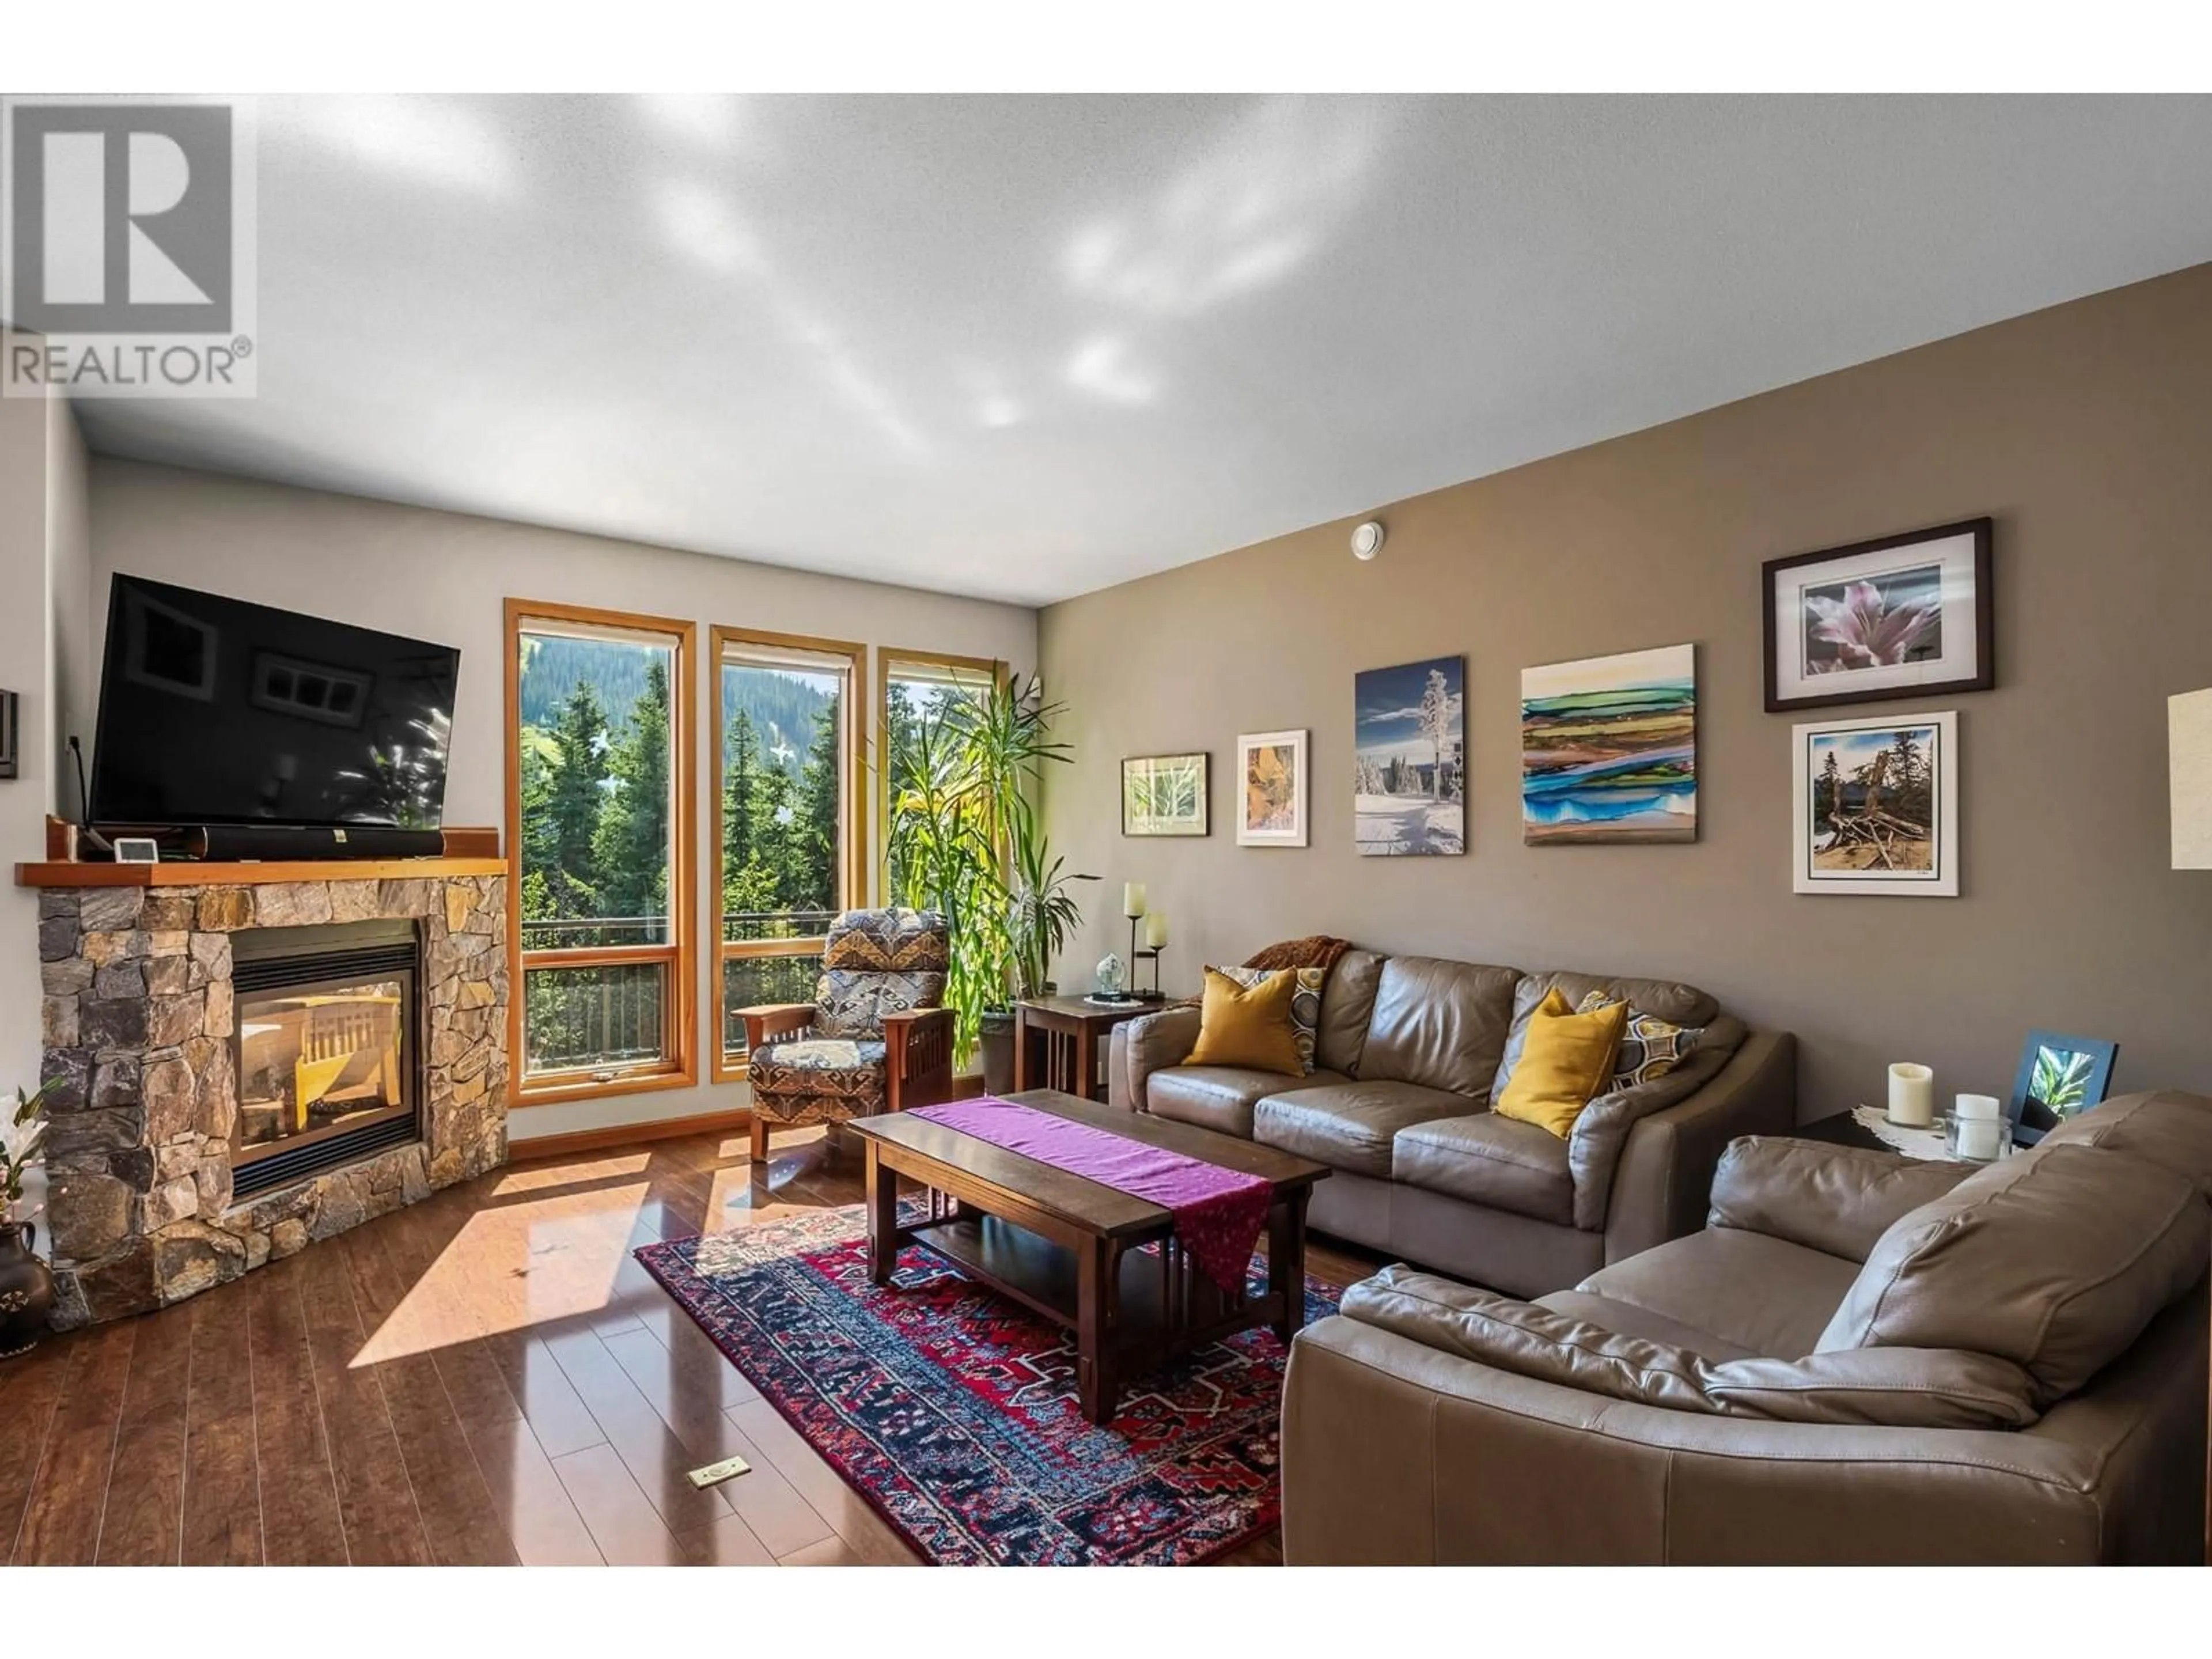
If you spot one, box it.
[75,94,2212,606]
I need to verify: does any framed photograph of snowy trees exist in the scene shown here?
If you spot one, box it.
[1791,709,1959,896]
[1122,752,1209,836]
[1763,518,1993,712]
[1354,657,1465,855]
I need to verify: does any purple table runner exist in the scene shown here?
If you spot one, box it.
[908,1096,1273,1294]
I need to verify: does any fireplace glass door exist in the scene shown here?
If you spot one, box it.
[237,971,414,1160]
[229,921,423,1197]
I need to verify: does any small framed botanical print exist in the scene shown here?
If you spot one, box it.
[2008,1031,2119,1144]
[1764,518,1993,712]
[1121,752,1209,836]
[1236,729,1308,847]
[1792,710,1959,896]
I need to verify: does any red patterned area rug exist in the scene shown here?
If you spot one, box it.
[634,1204,1339,1566]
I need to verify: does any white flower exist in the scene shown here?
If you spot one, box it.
[1,1116,44,1166]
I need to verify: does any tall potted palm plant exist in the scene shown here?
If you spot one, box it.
[884,672,1093,1090]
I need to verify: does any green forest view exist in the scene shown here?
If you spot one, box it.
[516,637,980,1076]
[517,633,847,1074]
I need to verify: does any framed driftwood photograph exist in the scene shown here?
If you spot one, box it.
[1764,518,1993,713]
[1121,752,1209,836]
[1792,709,1959,896]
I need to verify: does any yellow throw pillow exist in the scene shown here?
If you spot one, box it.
[1187,967,1305,1076]
[1494,988,1630,1138]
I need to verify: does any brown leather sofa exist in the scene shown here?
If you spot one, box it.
[1281,1090,2212,1565]
[1108,950,1796,1296]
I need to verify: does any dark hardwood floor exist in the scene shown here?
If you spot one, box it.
[0,1122,1372,1566]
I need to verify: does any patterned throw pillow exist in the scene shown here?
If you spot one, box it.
[1576,990,1703,1091]
[1214,964,1326,1074]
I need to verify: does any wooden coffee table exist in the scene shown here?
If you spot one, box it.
[844,1088,1329,1426]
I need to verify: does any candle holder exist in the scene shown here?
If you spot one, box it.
[1088,882,1160,1005]
[1132,947,1164,1001]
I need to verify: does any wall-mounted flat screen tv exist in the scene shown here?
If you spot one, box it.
[89,574,460,828]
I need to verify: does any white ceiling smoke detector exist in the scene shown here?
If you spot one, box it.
[1351,520,1386,561]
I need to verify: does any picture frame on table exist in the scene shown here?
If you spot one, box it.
[2008,1030,2119,1145]
[1120,752,1209,836]
[1236,729,1308,847]
[1763,518,1993,713]
[1791,710,1959,897]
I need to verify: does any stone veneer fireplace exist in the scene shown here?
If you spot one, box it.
[36,869,509,1327]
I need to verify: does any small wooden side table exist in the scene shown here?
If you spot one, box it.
[1012,995,1177,1101]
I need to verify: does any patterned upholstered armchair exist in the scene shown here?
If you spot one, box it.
[740,907,956,1162]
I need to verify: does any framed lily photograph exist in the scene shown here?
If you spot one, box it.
[1763,517,1993,712]
[1121,752,1209,836]
[1236,729,1308,847]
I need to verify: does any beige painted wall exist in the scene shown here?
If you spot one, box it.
[1,395,89,1245]
[1040,263,2212,1122]
[86,459,1036,1139]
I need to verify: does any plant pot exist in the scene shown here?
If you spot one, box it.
[979,1009,1017,1097]
[0,1223,55,1360]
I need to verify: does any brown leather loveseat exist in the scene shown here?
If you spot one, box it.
[1108,949,1795,1297]
[1281,1090,2212,1564]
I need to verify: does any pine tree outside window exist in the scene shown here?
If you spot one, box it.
[506,602,698,1103]
[713,628,865,1078]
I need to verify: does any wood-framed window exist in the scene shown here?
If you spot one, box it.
[505,600,699,1105]
[712,627,867,1080]
[878,648,1002,902]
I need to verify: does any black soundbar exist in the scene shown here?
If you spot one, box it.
[101,824,447,862]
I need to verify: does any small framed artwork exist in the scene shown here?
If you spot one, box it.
[1764,517,1993,713]
[1354,656,1465,856]
[1236,729,1308,847]
[2009,1031,2119,1144]
[1791,710,1959,896]
[1122,752,1209,836]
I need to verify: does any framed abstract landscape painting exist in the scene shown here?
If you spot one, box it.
[1354,656,1465,855]
[1522,645,1696,844]
[1763,517,1993,712]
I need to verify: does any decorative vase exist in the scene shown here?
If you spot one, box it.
[0,1223,55,1359]
[979,1009,1017,1097]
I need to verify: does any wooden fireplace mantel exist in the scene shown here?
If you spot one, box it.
[16,857,509,889]
[17,819,507,888]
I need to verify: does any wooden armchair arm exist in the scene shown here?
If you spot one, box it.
[882,1006,957,1111]
[738,1002,817,1052]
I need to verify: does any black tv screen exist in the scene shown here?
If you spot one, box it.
[89,575,460,829]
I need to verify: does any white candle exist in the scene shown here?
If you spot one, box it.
[1143,912,1168,949]
[1953,1093,2002,1162]
[1887,1063,1935,1128]
[1122,881,1147,919]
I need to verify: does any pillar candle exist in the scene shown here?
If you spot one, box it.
[1953,1093,2003,1162]
[1886,1062,1934,1127]
[1144,912,1168,949]
[1122,881,1147,918]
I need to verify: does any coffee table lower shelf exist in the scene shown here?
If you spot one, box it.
[849,1089,1328,1427]
[903,1211,1281,1359]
